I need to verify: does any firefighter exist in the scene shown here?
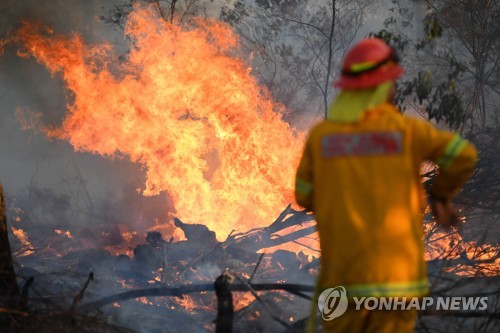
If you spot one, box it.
[295,38,477,333]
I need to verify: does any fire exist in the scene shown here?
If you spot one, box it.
[54,229,73,239]
[11,5,304,239]
[425,222,500,277]
[233,291,255,311]
[137,297,154,305]
[175,295,197,312]
[11,227,34,256]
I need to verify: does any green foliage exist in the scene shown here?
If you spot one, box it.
[370,29,409,52]
[375,4,467,129]
[255,0,301,13]
[398,74,463,128]
[397,64,465,129]
[382,0,500,131]
[423,13,443,42]
[220,0,247,25]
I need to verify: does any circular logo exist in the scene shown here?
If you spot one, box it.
[318,286,348,320]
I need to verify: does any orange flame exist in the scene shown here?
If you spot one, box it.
[233,291,255,311]
[11,227,34,257]
[13,6,304,238]
[54,229,73,239]
[425,222,500,277]
[175,295,198,312]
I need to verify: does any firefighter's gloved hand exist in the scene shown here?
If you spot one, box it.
[429,195,460,230]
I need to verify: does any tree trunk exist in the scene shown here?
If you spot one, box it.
[0,182,21,323]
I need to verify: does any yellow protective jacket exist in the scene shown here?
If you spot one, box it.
[295,102,477,297]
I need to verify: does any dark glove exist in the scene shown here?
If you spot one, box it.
[429,194,460,229]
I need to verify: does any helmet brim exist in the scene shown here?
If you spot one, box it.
[334,64,404,90]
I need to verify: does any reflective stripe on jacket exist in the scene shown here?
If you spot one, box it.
[295,102,477,297]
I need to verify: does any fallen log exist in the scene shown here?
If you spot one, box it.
[80,283,315,311]
[222,205,316,253]
[79,279,500,323]
[174,218,217,246]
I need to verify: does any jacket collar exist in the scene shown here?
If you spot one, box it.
[327,81,394,122]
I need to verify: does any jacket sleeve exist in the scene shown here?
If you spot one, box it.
[295,135,315,211]
[411,118,478,200]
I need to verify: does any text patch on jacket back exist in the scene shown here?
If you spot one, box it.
[322,132,403,158]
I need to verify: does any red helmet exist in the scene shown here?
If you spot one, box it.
[334,38,404,90]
